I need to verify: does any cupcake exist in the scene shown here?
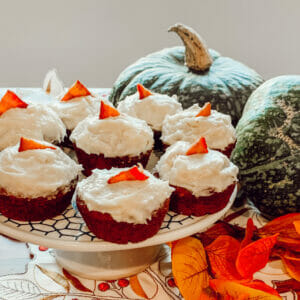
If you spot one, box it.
[0,90,66,151]
[70,101,154,176]
[117,84,182,148]
[156,137,238,216]
[161,102,236,157]
[0,137,82,221]
[76,166,174,243]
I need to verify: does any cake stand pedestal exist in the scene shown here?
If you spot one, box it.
[0,185,236,280]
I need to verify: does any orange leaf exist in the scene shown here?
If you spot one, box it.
[241,280,280,297]
[18,137,56,152]
[172,237,209,300]
[137,83,152,99]
[196,102,211,117]
[99,101,120,119]
[294,220,300,235]
[210,279,281,299]
[61,80,91,101]
[130,275,148,299]
[257,213,300,251]
[280,251,300,281]
[186,137,208,155]
[236,234,278,279]
[107,166,149,184]
[62,268,92,293]
[0,90,28,115]
[205,235,242,280]
[240,218,256,249]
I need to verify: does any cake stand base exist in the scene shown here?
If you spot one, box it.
[55,244,162,280]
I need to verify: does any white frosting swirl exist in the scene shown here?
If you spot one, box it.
[161,104,236,150]
[117,92,182,131]
[0,142,82,198]
[70,114,154,157]
[156,141,238,197]
[0,104,66,151]
[76,168,174,224]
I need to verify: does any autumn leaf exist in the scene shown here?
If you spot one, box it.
[130,275,148,299]
[210,279,281,299]
[36,265,70,292]
[205,235,242,280]
[257,213,300,251]
[172,237,209,300]
[279,250,300,282]
[240,218,256,249]
[241,280,280,297]
[62,268,92,293]
[236,234,278,279]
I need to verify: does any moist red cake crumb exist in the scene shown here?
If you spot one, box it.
[73,143,152,176]
[76,197,170,244]
[169,183,236,216]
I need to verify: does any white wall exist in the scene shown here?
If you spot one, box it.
[0,0,299,88]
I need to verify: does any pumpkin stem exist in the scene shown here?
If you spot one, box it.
[168,23,213,72]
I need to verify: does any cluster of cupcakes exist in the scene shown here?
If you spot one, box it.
[0,73,239,244]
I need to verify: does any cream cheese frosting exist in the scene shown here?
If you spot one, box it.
[156,141,238,197]
[76,168,174,224]
[0,104,66,151]
[0,142,82,198]
[70,114,154,157]
[161,104,236,150]
[117,92,182,131]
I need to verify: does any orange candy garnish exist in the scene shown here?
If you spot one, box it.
[18,137,56,152]
[0,90,28,116]
[186,137,208,155]
[61,80,91,101]
[196,102,211,117]
[137,83,152,99]
[99,101,120,119]
[107,166,149,184]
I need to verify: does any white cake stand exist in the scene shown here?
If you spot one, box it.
[0,186,236,280]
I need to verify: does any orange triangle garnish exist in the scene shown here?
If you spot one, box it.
[196,102,211,117]
[137,83,152,99]
[99,101,120,119]
[186,137,208,155]
[18,137,56,152]
[107,166,149,184]
[61,80,91,101]
[0,90,28,116]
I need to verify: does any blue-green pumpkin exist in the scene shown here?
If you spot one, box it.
[231,75,300,217]
[110,23,263,125]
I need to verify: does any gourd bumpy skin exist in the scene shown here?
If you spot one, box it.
[231,75,300,217]
[110,46,263,126]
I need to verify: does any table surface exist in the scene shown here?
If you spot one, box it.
[0,88,297,299]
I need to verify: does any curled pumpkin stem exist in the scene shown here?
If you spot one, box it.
[168,23,213,72]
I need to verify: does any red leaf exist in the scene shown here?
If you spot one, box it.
[18,137,56,152]
[240,218,256,249]
[0,90,28,115]
[61,80,91,101]
[196,102,211,117]
[99,101,120,119]
[137,83,152,99]
[236,233,279,279]
[241,280,280,297]
[279,250,300,281]
[107,166,149,184]
[186,137,208,155]
[62,268,92,293]
[205,235,242,280]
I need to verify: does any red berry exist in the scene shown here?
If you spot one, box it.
[118,278,129,288]
[167,278,177,288]
[38,246,48,251]
[98,282,110,292]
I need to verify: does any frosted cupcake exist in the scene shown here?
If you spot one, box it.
[161,102,236,157]
[70,101,154,175]
[0,138,82,221]
[76,166,174,243]
[156,137,238,216]
[117,84,182,148]
[0,90,66,151]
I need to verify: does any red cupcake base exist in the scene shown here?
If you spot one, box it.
[73,144,152,176]
[0,181,76,221]
[169,183,236,216]
[212,142,236,158]
[76,197,170,244]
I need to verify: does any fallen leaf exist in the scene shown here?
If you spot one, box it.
[210,279,281,299]
[280,251,300,282]
[240,218,255,249]
[172,237,209,300]
[205,235,242,280]
[37,265,70,292]
[62,268,92,293]
[241,280,280,297]
[130,275,148,299]
[236,234,278,279]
